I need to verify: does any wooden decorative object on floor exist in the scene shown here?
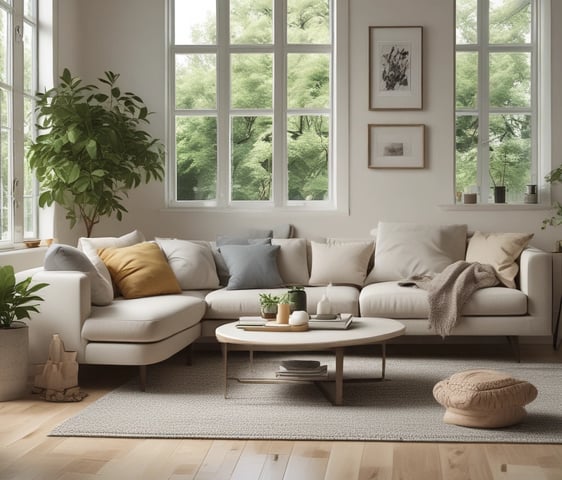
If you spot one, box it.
[32,334,87,402]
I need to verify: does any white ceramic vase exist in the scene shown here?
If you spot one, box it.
[0,322,29,401]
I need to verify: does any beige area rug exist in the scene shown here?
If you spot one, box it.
[50,350,562,443]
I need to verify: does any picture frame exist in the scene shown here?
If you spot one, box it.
[368,124,425,169]
[369,26,423,110]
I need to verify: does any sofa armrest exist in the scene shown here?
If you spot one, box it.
[21,269,92,364]
[519,247,552,333]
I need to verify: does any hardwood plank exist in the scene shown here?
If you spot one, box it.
[391,443,442,480]
[358,443,394,480]
[194,440,245,480]
[282,441,331,480]
[438,444,493,480]
[324,442,363,480]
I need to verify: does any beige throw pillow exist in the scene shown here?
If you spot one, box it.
[465,231,533,288]
[309,241,374,287]
[271,238,310,286]
[78,230,145,302]
[368,222,468,283]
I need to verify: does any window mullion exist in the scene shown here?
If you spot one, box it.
[478,0,491,204]
[12,0,24,241]
[272,0,286,208]
[217,0,230,207]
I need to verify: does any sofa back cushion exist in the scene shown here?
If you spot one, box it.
[367,222,468,283]
[156,238,220,290]
[309,240,374,287]
[271,238,310,286]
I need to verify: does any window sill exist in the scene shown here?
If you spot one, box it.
[439,203,553,212]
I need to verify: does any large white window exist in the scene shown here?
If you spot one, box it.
[168,0,348,211]
[0,0,38,246]
[455,0,548,204]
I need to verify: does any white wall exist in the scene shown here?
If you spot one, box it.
[53,0,562,251]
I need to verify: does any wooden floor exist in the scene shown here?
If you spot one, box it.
[1,343,561,480]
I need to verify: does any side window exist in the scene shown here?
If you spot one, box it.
[0,0,38,245]
[455,0,538,204]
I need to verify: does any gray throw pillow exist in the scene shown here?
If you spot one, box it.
[216,235,272,246]
[213,237,271,285]
[44,243,93,272]
[44,244,113,305]
[219,244,283,290]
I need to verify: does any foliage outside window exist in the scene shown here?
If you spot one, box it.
[0,0,37,245]
[170,0,343,209]
[455,0,538,204]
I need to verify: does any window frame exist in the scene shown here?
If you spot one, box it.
[0,0,38,248]
[454,0,550,206]
[166,0,349,213]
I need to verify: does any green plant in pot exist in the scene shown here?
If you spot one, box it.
[489,151,511,204]
[29,68,165,237]
[542,166,562,232]
[0,266,48,401]
[258,293,280,319]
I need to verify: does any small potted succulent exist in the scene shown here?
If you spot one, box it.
[258,293,280,319]
[0,266,48,401]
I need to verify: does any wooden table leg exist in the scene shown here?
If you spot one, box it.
[381,343,386,379]
[222,343,228,399]
[334,347,344,406]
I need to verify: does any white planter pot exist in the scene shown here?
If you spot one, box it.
[0,322,29,401]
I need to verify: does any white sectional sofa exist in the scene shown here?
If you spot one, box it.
[18,223,553,390]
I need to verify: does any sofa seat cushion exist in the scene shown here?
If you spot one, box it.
[83,293,206,343]
[204,286,360,319]
[359,282,527,319]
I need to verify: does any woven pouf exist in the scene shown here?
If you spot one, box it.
[433,369,538,428]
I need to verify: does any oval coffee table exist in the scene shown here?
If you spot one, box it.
[215,317,405,406]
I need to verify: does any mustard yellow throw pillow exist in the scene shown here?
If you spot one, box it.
[98,242,181,299]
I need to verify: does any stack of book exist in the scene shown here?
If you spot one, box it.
[276,359,328,378]
[237,317,267,328]
[308,313,353,330]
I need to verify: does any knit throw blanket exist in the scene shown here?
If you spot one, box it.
[400,261,499,337]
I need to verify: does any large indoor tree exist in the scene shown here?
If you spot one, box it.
[29,69,165,237]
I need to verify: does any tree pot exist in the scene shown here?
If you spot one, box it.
[493,186,506,204]
[0,322,29,401]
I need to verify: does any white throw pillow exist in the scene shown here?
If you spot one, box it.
[155,238,220,290]
[77,230,145,302]
[309,241,374,287]
[271,238,310,286]
[465,231,533,288]
[367,222,468,283]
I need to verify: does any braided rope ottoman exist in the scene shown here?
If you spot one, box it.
[433,369,538,428]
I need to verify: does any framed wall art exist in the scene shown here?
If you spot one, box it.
[368,124,425,169]
[369,26,423,110]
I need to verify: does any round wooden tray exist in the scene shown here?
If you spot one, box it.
[240,321,308,332]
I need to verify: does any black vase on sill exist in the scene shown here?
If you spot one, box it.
[493,186,506,204]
